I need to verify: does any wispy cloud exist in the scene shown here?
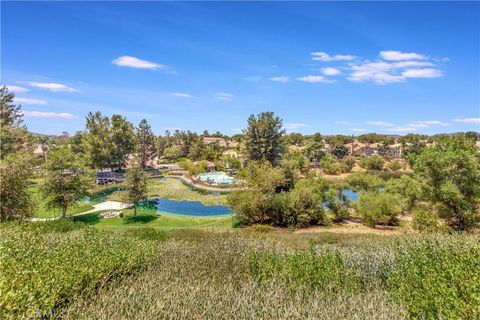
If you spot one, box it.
[268,76,289,83]
[321,67,341,76]
[335,121,353,125]
[215,92,234,101]
[311,52,355,61]
[387,127,418,132]
[348,60,443,84]
[366,121,394,127]
[28,82,78,92]
[112,55,164,70]
[453,118,480,124]
[14,97,47,105]
[6,85,29,93]
[22,111,75,119]
[285,123,310,129]
[401,68,443,78]
[380,50,427,61]
[407,120,447,128]
[297,75,333,83]
[172,92,192,98]
[350,128,368,132]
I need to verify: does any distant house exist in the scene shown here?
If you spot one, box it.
[344,140,367,156]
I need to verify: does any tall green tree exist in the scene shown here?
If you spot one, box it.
[0,152,36,221]
[111,114,134,169]
[41,147,93,219]
[0,86,31,157]
[243,111,285,164]
[135,119,157,168]
[412,134,480,230]
[123,163,149,218]
[83,111,114,170]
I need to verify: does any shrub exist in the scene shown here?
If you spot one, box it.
[325,188,350,222]
[356,192,403,227]
[411,205,442,233]
[320,153,340,175]
[228,176,330,228]
[278,178,329,227]
[412,134,480,230]
[340,155,356,173]
[227,190,273,224]
[388,160,402,171]
[359,155,385,171]
[346,172,383,192]
[384,175,422,210]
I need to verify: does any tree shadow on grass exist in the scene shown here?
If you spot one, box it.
[123,214,158,224]
[72,213,102,225]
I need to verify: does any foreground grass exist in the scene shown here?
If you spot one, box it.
[0,222,156,319]
[1,221,478,319]
[72,207,233,230]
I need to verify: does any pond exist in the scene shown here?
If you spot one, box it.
[139,199,232,217]
[341,189,359,201]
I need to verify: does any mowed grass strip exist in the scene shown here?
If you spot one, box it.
[72,208,233,230]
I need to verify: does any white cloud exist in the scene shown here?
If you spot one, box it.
[215,92,234,101]
[14,97,47,105]
[6,85,29,93]
[268,76,290,83]
[408,120,447,127]
[387,127,418,132]
[112,55,164,70]
[22,111,75,119]
[453,118,480,124]
[366,121,394,127]
[380,50,427,61]
[402,68,443,78]
[321,67,341,76]
[350,128,368,132]
[297,75,333,83]
[285,123,310,129]
[348,59,443,84]
[28,82,78,92]
[172,92,192,98]
[311,52,355,61]
[335,121,352,125]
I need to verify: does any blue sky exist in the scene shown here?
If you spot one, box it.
[2,1,479,135]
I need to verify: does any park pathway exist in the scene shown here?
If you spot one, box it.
[31,201,131,221]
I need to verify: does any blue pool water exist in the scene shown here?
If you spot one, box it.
[140,199,232,217]
[198,172,236,184]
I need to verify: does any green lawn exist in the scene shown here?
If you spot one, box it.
[30,184,94,218]
[72,208,233,231]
